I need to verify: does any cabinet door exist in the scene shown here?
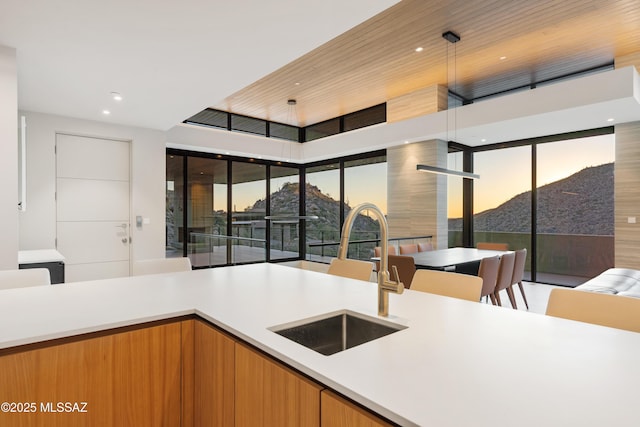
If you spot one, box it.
[321,390,393,427]
[193,320,235,426]
[236,343,322,426]
[0,322,182,427]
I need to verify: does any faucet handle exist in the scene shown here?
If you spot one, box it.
[390,265,405,293]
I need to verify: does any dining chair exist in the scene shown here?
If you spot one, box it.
[477,242,509,251]
[374,246,397,257]
[546,288,640,333]
[511,248,529,309]
[477,256,500,304]
[418,242,433,252]
[387,255,416,289]
[493,252,516,308]
[410,270,482,302]
[0,268,51,290]
[327,258,374,282]
[133,257,192,276]
[399,243,419,255]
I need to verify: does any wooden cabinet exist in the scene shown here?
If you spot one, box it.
[321,390,393,427]
[0,318,394,427]
[0,321,183,427]
[192,319,235,427]
[235,342,322,426]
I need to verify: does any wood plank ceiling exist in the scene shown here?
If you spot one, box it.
[212,0,640,127]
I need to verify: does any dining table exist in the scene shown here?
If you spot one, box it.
[405,247,510,274]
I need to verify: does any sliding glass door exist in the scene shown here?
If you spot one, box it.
[168,149,386,267]
[305,163,340,261]
[343,156,387,260]
[535,135,614,286]
[462,131,614,286]
[186,157,227,267]
[270,165,301,260]
[473,145,532,280]
[447,151,464,247]
[166,154,185,258]
[231,162,266,264]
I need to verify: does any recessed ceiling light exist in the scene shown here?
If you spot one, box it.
[294,82,300,86]
[111,92,123,101]
[415,47,424,52]
[102,110,110,115]
[481,138,487,142]
[607,118,615,122]
[404,140,410,144]
[499,56,507,60]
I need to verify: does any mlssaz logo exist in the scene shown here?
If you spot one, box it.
[40,402,88,413]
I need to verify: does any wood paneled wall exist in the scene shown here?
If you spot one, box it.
[614,122,640,268]
[614,52,640,268]
[387,85,448,123]
[387,140,448,248]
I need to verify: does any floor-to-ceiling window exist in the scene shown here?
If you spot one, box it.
[473,145,532,280]
[459,129,614,286]
[166,154,185,258]
[535,134,614,286]
[186,157,227,267]
[343,155,387,260]
[231,161,267,264]
[447,151,464,247]
[269,165,301,260]
[303,151,387,262]
[168,149,385,267]
[305,163,341,261]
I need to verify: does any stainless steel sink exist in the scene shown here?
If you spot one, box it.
[269,310,407,356]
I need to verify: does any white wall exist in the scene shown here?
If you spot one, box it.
[0,46,18,269]
[18,111,166,263]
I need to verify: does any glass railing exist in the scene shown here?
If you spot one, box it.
[306,232,433,263]
[448,230,614,286]
[189,233,267,267]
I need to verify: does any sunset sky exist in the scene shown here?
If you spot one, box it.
[225,133,614,221]
[448,134,615,218]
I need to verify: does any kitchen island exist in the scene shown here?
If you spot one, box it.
[1,263,639,426]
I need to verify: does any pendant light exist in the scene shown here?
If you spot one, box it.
[417,30,479,180]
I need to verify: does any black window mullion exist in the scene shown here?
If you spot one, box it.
[182,155,189,259]
[531,144,538,283]
[299,167,307,259]
[226,160,233,265]
[462,149,474,247]
[265,165,271,262]
[339,160,345,235]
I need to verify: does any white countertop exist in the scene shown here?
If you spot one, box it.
[18,249,65,264]
[1,263,639,426]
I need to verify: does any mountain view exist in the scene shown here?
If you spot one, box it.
[248,182,380,242]
[242,162,613,247]
[449,162,613,235]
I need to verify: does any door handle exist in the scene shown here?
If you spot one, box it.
[116,223,127,229]
[122,238,128,243]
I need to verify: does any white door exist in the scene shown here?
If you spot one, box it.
[56,133,131,282]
